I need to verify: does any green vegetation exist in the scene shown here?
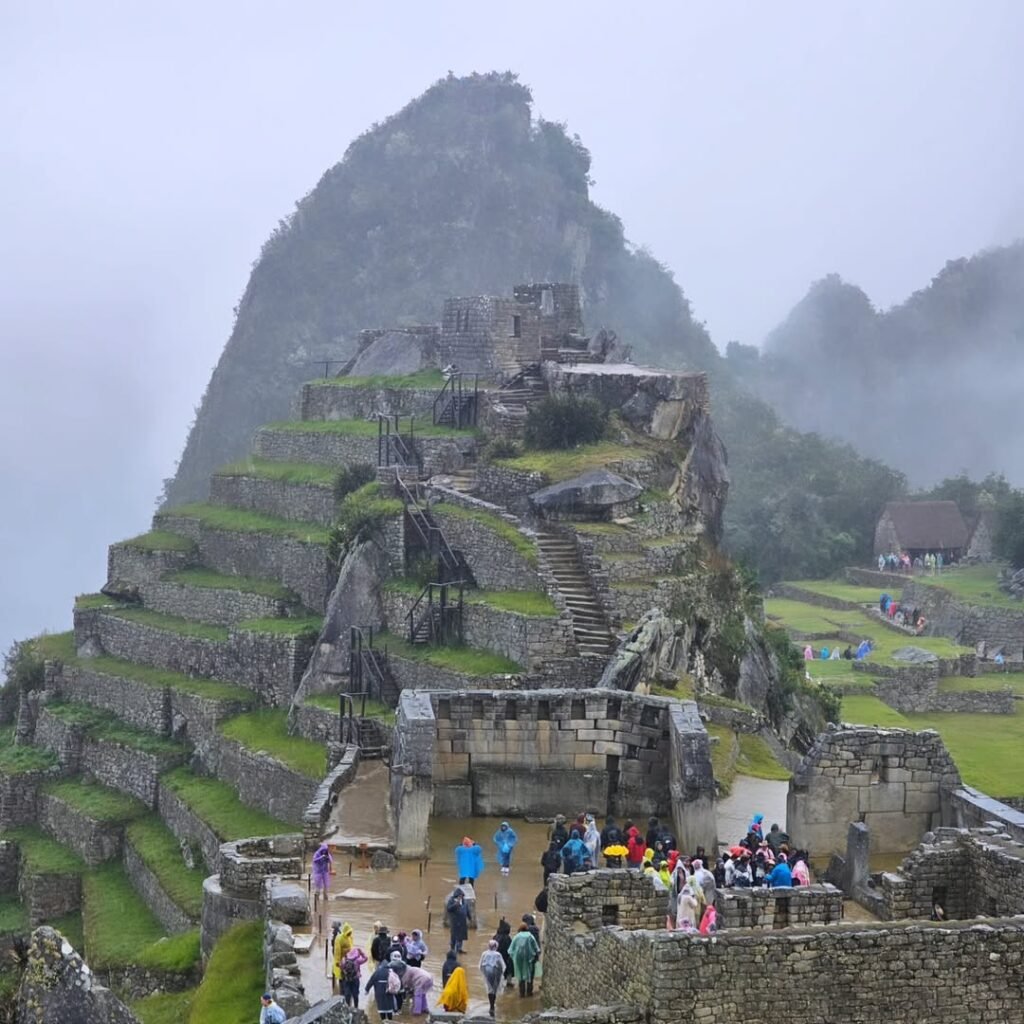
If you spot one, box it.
[220,710,325,779]
[938,673,1024,696]
[996,490,1024,570]
[839,694,911,729]
[781,580,881,605]
[4,827,85,875]
[330,482,405,559]
[0,897,27,935]
[306,693,396,723]
[466,589,558,616]
[706,724,738,794]
[706,726,790,796]
[312,369,444,390]
[74,592,124,611]
[914,564,1022,610]
[572,521,630,537]
[133,989,197,1024]
[430,503,537,565]
[45,701,185,757]
[160,768,289,839]
[523,393,608,450]
[0,727,58,773]
[126,817,205,919]
[49,911,84,950]
[112,607,230,642]
[736,733,791,780]
[28,631,77,662]
[119,530,196,553]
[215,457,341,488]
[167,568,297,602]
[72,652,251,702]
[236,615,322,637]
[43,779,146,822]
[377,631,522,675]
[162,503,330,544]
[495,440,651,483]
[187,921,263,1024]
[265,417,471,438]
[83,863,200,970]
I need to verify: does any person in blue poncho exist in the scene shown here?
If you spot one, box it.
[493,821,518,876]
[766,859,793,888]
[454,836,484,885]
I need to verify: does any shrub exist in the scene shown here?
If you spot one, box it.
[995,491,1024,570]
[328,483,403,566]
[482,437,520,462]
[523,394,608,451]
[0,639,45,724]
[335,462,376,501]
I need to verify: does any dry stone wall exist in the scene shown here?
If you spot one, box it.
[716,885,843,929]
[299,383,439,422]
[902,579,1024,650]
[37,791,128,867]
[210,473,337,527]
[136,578,290,626]
[107,542,194,590]
[123,838,196,933]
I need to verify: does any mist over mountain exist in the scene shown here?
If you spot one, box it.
[732,243,1024,487]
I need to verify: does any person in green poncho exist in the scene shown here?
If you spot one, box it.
[508,923,540,997]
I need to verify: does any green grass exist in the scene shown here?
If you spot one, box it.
[187,921,263,1024]
[83,863,200,971]
[126,817,205,919]
[0,727,58,774]
[495,440,654,482]
[572,521,631,536]
[160,768,290,839]
[913,564,1023,610]
[133,989,197,1024]
[265,417,472,438]
[306,693,396,722]
[377,630,522,675]
[707,724,738,794]
[311,368,445,390]
[45,701,185,757]
[735,734,791,780]
[49,911,84,950]
[430,503,537,565]
[802,658,858,680]
[235,615,322,637]
[4,827,86,875]
[215,456,342,488]
[43,779,146,822]
[29,631,77,662]
[119,530,196,553]
[166,568,297,602]
[74,592,125,611]
[111,607,230,642]
[0,898,27,935]
[219,710,325,780]
[839,695,911,728]
[781,580,883,605]
[467,589,558,616]
[937,674,1024,695]
[69,651,252,703]
[161,503,330,544]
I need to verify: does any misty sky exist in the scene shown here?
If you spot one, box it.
[2,1,1022,664]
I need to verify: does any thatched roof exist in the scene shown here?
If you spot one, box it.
[880,501,968,550]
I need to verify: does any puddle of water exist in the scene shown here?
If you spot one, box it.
[327,760,393,849]
[716,776,789,848]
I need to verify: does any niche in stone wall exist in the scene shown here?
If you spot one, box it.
[601,904,619,926]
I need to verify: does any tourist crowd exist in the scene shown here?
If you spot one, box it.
[877,551,950,575]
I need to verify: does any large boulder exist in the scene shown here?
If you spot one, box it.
[16,926,139,1024]
[599,610,687,691]
[345,328,438,378]
[285,996,364,1024]
[530,469,641,520]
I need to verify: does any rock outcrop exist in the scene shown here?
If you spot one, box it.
[530,470,642,521]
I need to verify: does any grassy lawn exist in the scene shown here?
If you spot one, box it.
[118,530,196,554]
[306,693,396,723]
[187,921,263,1024]
[430,503,537,565]
[219,710,325,779]
[160,503,330,544]
[467,589,558,616]
[160,768,290,839]
[913,564,1022,610]
[736,733,791,780]
[111,607,230,642]
[74,592,125,611]
[83,863,200,971]
[43,779,146,822]
[132,989,197,1024]
[707,723,738,792]
[310,368,445,389]
[782,580,882,605]
[264,417,472,438]
[802,658,858,680]
[0,898,27,935]
[126,817,205,919]
[495,440,654,482]
[166,568,297,602]
[45,701,185,758]
[4,827,86,875]
[0,727,58,773]
[764,599,866,635]
[236,615,322,637]
[376,630,522,675]
[29,630,77,662]
[937,674,1024,695]
[839,695,910,728]
[214,457,340,488]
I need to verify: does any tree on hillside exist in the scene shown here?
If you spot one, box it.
[995,491,1024,570]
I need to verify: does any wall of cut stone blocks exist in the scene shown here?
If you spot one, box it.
[107,543,194,590]
[440,296,542,376]
[901,579,1024,649]
[298,383,440,423]
[0,768,58,831]
[717,885,843,929]
[156,780,223,874]
[37,792,127,867]
[134,577,291,627]
[210,473,337,527]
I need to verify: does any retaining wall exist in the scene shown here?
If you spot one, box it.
[136,578,292,626]
[298,383,439,422]
[37,791,129,867]
[210,473,337,528]
[123,838,196,933]
[156,780,224,875]
[106,543,194,590]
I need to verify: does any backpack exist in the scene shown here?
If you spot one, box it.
[387,969,402,995]
[342,957,360,982]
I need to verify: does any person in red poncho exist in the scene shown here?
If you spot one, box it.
[626,826,647,865]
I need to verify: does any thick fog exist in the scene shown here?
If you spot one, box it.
[2,1,1022,664]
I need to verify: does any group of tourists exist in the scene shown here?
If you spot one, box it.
[878,592,927,633]
[877,551,949,575]
[803,639,873,661]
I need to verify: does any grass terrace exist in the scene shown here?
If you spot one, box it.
[160,503,331,544]
[43,779,146,823]
[265,417,473,438]
[385,579,556,616]
[30,630,77,662]
[166,568,298,602]
[125,816,205,919]
[430,503,537,565]
[495,440,652,483]
[74,592,125,611]
[0,727,58,774]
[50,911,84,950]
[913,563,1022,610]
[0,898,27,935]
[186,920,263,1024]
[160,768,290,839]
[781,580,883,605]
[938,674,1024,696]
[215,457,341,488]
[119,530,197,553]
[111,607,230,642]
[45,701,185,758]
[305,693,396,723]
[376,630,522,675]
[310,368,444,389]
[235,614,322,637]
[83,863,200,971]
[219,709,325,779]
[4,827,86,875]
[69,651,253,703]
[132,989,197,1024]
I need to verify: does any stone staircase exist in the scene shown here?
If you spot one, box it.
[536,531,614,656]
[491,364,548,433]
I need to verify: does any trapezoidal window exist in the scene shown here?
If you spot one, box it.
[537,700,550,721]
[601,904,619,926]
[437,699,451,720]
[505,700,518,721]
[512,315,522,338]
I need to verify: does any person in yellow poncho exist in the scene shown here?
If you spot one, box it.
[332,922,354,990]
[438,964,468,1013]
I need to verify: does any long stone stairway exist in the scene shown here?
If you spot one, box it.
[491,364,548,433]
[536,531,615,656]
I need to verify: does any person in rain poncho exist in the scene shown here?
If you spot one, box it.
[439,965,469,1013]
[479,939,505,1017]
[692,858,717,907]
[401,964,434,1015]
[455,836,484,885]
[676,883,700,932]
[332,922,354,990]
[446,887,469,953]
[493,821,518,875]
[508,923,540,997]
[339,946,367,1008]
[364,959,397,1020]
[582,815,601,864]
[312,841,333,900]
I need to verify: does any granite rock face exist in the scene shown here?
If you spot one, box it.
[530,470,642,520]
[16,926,139,1024]
[598,610,685,691]
[346,328,437,378]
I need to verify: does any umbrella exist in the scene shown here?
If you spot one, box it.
[603,845,628,858]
